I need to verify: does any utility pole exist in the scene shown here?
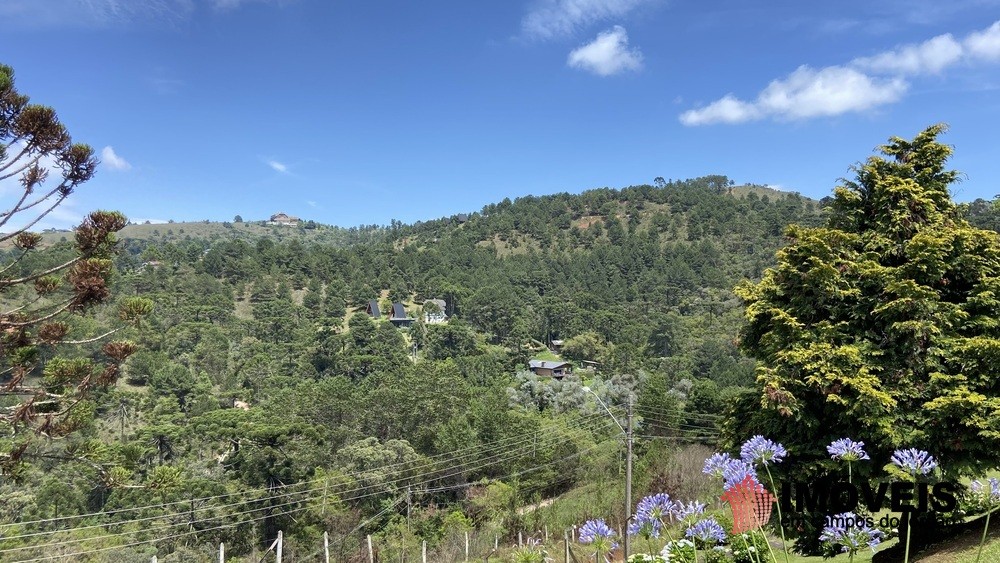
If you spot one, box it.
[624,393,633,560]
[406,486,412,532]
[581,386,633,560]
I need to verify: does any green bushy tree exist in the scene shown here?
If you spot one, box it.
[730,125,1000,477]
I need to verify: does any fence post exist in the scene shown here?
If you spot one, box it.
[367,534,374,563]
[518,531,523,547]
[276,530,283,563]
[564,531,569,563]
[422,540,427,563]
[544,525,548,543]
[324,531,330,563]
[151,557,157,563]
[219,542,224,563]
[465,530,469,561]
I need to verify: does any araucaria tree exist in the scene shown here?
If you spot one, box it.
[0,64,148,467]
[732,125,1000,477]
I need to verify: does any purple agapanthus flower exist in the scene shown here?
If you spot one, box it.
[740,435,788,466]
[890,448,937,476]
[722,458,759,490]
[627,514,662,538]
[579,519,616,544]
[827,438,870,462]
[674,500,707,522]
[819,513,884,554]
[630,492,678,534]
[703,452,734,478]
[969,478,1000,506]
[685,517,727,545]
[637,493,678,520]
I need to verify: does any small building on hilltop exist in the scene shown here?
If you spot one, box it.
[528,360,572,379]
[268,212,300,226]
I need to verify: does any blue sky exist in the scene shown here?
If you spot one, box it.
[3,0,1000,229]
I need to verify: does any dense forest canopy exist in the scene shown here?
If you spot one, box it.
[2,161,998,560]
[0,174,835,559]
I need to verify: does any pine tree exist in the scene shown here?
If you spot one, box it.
[732,125,1000,477]
[0,63,150,467]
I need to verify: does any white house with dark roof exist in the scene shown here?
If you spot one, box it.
[423,299,448,324]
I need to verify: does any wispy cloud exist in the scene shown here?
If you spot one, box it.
[146,67,185,95]
[681,20,1000,126]
[521,0,652,40]
[0,161,84,231]
[567,26,643,76]
[853,33,964,75]
[0,0,194,27]
[33,201,85,232]
[0,0,287,27]
[306,200,318,208]
[267,160,289,173]
[101,146,132,171]
[211,0,289,11]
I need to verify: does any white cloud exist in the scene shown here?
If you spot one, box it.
[965,20,1000,61]
[101,146,131,171]
[853,33,964,75]
[267,160,288,173]
[681,66,906,126]
[521,0,650,40]
[567,26,643,76]
[306,200,318,208]
[756,66,907,119]
[681,20,1000,126]
[679,95,761,126]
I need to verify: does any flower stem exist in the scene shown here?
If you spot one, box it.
[739,533,762,563]
[976,508,994,563]
[904,512,913,563]
[757,526,779,563]
[764,465,790,563]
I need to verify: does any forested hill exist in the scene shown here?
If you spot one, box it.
[119,176,825,378]
[0,176,833,560]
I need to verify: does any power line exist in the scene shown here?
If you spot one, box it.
[12,440,609,561]
[4,411,611,532]
[2,414,618,553]
[14,503,310,563]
